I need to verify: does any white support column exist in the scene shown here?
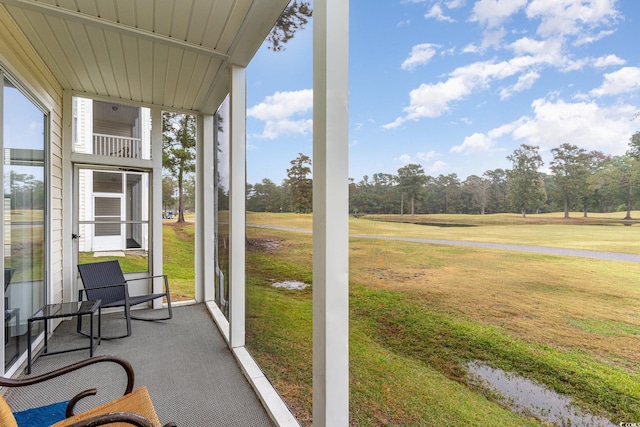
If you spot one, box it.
[312,0,350,425]
[150,107,163,308]
[229,65,246,348]
[198,113,216,302]
[0,71,4,367]
[61,90,74,303]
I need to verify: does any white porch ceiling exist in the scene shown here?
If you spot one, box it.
[0,0,290,114]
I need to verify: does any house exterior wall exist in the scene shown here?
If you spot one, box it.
[73,97,151,253]
[0,7,64,306]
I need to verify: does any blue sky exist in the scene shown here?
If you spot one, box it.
[245,0,640,185]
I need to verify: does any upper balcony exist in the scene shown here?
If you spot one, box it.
[74,98,151,161]
[93,134,142,159]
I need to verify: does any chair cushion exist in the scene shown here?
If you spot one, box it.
[13,400,68,427]
[0,395,18,427]
[51,387,162,427]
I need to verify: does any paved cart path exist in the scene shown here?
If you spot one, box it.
[248,223,640,263]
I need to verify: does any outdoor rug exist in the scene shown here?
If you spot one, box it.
[4,303,275,427]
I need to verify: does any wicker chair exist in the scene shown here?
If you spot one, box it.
[0,355,175,427]
[77,260,173,339]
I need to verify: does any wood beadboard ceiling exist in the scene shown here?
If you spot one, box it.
[0,0,290,114]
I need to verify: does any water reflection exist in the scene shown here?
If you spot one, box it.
[467,361,615,427]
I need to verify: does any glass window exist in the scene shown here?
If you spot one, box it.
[3,78,47,371]
[214,98,230,317]
[93,171,123,193]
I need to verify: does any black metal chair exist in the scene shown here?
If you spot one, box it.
[77,261,172,339]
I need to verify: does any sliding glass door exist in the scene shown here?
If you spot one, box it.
[2,77,47,372]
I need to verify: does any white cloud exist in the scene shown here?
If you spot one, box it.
[451,132,496,154]
[470,0,528,28]
[464,29,509,54]
[462,43,481,54]
[397,154,412,164]
[428,160,449,173]
[248,89,312,121]
[248,89,313,139]
[441,47,456,56]
[260,119,313,140]
[455,98,636,162]
[488,120,524,139]
[386,53,555,127]
[395,76,471,125]
[387,0,627,131]
[500,71,540,99]
[509,97,636,153]
[383,117,405,130]
[400,43,439,70]
[425,4,455,22]
[593,54,626,68]
[401,43,439,70]
[507,37,565,66]
[395,151,441,167]
[28,121,42,132]
[526,0,619,38]
[481,28,507,49]
[416,151,438,161]
[589,67,640,97]
[561,57,590,72]
[445,0,465,8]
[451,120,522,155]
[575,29,616,46]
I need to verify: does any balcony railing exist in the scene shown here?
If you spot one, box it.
[93,134,142,159]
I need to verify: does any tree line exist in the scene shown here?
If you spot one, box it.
[247,132,640,219]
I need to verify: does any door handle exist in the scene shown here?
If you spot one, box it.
[72,233,81,240]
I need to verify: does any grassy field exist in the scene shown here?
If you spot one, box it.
[79,212,640,424]
[248,211,640,254]
[244,213,640,426]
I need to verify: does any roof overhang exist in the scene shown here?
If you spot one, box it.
[0,0,290,114]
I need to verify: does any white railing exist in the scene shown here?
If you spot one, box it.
[93,134,142,159]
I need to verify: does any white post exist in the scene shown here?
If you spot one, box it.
[198,113,216,302]
[313,0,350,425]
[151,107,163,307]
[61,91,75,303]
[229,65,246,348]
[0,70,4,367]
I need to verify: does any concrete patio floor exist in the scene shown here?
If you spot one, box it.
[4,303,276,426]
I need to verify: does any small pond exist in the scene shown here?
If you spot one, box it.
[272,281,309,290]
[467,361,616,427]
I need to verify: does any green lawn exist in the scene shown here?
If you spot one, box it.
[80,213,640,425]
[245,215,640,426]
[248,211,640,254]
